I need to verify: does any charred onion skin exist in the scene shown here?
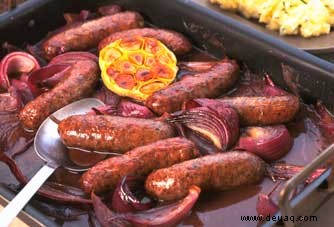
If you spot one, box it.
[42,11,144,60]
[145,60,239,115]
[145,151,265,201]
[58,115,175,153]
[99,28,192,56]
[81,137,199,194]
[19,60,99,131]
[217,95,300,126]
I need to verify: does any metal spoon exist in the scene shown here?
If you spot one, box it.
[0,98,104,226]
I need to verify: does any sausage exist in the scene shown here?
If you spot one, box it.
[145,60,239,115]
[217,95,300,126]
[145,151,265,201]
[98,28,192,55]
[19,60,99,131]
[80,137,200,193]
[58,115,176,153]
[42,11,144,60]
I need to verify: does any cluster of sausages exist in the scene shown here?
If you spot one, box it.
[18,8,300,202]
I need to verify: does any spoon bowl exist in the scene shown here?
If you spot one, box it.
[0,98,104,226]
[34,98,105,172]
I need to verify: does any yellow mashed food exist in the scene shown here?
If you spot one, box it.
[210,0,334,37]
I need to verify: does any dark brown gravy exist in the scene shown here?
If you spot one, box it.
[0,50,331,227]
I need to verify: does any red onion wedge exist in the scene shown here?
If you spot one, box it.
[63,10,91,25]
[266,162,325,184]
[10,78,35,104]
[111,176,155,213]
[184,127,221,155]
[0,87,23,111]
[92,185,201,227]
[263,74,288,96]
[26,52,97,96]
[93,86,121,106]
[90,98,155,119]
[256,183,280,218]
[0,52,40,91]
[168,101,239,151]
[28,64,70,90]
[236,125,293,162]
[98,4,122,16]
[118,100,155,118]
[316,101,334,142]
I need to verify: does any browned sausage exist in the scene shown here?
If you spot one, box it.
[145,151,265,201]
[19,60,99,131]
[98,28,192,56]
[80,137,200,193]
[58,115,176,153]
[42,11,144,60]
[217,95,300,126]
[145,60,239,115]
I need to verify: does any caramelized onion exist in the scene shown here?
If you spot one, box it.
[237,125,293,162]
[256,193,279,218]
[0,88,22,111]
[256,183,280,218]
[168,103,239,151]
[93,86,121,106]
[63,10,91,25]
[10,78,35,104]
[316,102,334,142]
[0,52,40,91]
[92,185,201,227]
[91,99,155,119]
[266,162,325,184]
[262,74,288,96]
[28,64,70,89]
[111,176,155,213]
[118,100,155,118]
[184,128,221,155]
[98,4,122,16]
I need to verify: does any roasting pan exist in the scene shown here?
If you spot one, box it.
[0,0,334,226]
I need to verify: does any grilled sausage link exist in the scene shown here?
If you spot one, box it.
[145,151,265,201]
[58,115,176,153]
[19,60,98,131]
[81,137,200,193]
[99,28,192,56]
[218,95,300,126]
[42,11,144,60]
[145,60,239,115]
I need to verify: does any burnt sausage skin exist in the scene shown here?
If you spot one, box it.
[99,28,192,56]
[145,60,240,115]
[19,60,99,131]
[145,151,265,201]
[218,95,300,126]
[42,11,144,60]
[58,115,176,153]
[81,137,200,193]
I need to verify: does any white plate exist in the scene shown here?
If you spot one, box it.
[196,0,334,54]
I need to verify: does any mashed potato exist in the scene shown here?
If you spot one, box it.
[210,0,334,37]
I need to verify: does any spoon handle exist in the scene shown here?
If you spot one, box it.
[0,164,55,226]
